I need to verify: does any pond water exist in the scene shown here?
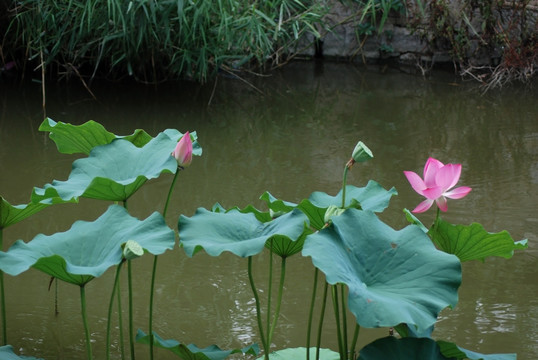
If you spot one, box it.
[0,62,537,360]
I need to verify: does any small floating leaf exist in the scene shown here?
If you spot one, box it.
[136,330,259,359]
[0,205,175,285]
[430,218,528,262]
[179,208,308,257]
[256,347,340,360]
[302,209,461,332]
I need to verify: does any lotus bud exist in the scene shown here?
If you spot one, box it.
[122,240,144,260]
[351,141,373,163]
[324,205,346,224]
[172,132,193,168]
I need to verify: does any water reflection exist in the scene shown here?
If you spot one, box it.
[0,63,537,359]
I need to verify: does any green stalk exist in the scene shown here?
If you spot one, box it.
[341,166,349,208]
[340,284,348,359]
[117,271,125,360]
[0,229,6,345]
[122,200,136,360]
[128,260,135,360]
[149,169,180,360]
[148,255,158,360]
[331,285,344,360]
[248,256,268,359]
[80,285,93,360]
[106,264,123,360]
[349,324,360,360]
[267,256,286,349]
[266,239,273,346]
[316,282,329,360]
[306,268,319,360]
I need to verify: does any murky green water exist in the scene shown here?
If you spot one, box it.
[1,63,537,359]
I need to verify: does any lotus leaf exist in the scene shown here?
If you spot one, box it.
[255,347,340,360]
[39,118,202,156]
[302,209,461,331]
[32,131,182,203]
[0,197,50,229]
[136,330,259,359]
[179,208,308,257]
[430,218,528,262]
[359,336,450,359]
[0,205,175,285]
[437,340,516,360]
[0,345,42,360]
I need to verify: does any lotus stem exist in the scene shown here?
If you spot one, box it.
[106,264,122,360]
[0,229,6,345]
[266,239,273,346]
[163,169,180,219]
[128,260,135,360]
[341,166,349,208]
[148,255,158,360]
[349,324,360,360]
[340,284,349,359]
[306,268,319,360]
[331,285,344,360]
[80,285,93,360]
[148,168,180,359]
[122,200,136,360]
[267,256,286,349]
[117,269,125,360]
[316,282,329,360]
[248,256,268,359]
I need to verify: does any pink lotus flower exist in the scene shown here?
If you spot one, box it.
[404,157,472,213]
[172,132,193,168]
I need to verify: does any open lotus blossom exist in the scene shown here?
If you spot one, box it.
[404,157,472,213]
[172,132,193,168]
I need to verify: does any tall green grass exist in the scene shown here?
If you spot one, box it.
[3,0,327,83]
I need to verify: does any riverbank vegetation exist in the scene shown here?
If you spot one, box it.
[0,0,536,91]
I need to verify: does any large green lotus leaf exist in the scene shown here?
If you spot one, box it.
[179,208,308,257]
[0,205,175,285]
[359,336,450,360]
[0,197,50,229]
[0,345,42,360]
[302,209,461,331]
[437,340,516,360]
[32,131,182,203]
[430,218,528,262]
[39,118,202,156]
[136,330,259,359]
[308,181,397,212]
[255,347,340,360]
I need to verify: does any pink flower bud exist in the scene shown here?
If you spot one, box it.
[172,132,193,168]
